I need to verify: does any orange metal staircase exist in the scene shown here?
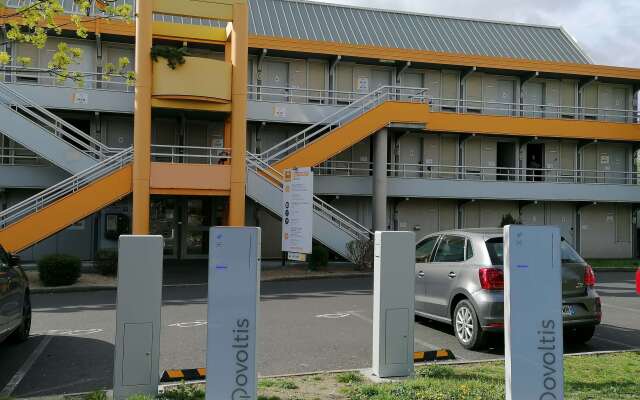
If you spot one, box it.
[0,148,133,253]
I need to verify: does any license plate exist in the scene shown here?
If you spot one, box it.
[562,305,576,316]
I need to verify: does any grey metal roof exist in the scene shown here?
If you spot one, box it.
[6,0,593,64]
[247,0,592,64]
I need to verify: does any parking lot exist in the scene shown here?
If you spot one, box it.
[0,271,638,397]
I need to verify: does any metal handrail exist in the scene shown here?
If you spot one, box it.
[259,86,429,163]
[246,152,372,241]
[314,160,639,185]
[0,81,119,160]
[423,96,639,122]
[150,145,231,165]
[0,147,133,229]
[248,84,366,104]
[1,66,132,92]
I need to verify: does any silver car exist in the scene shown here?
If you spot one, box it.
[414,228,601,350]
[0,244,31,344]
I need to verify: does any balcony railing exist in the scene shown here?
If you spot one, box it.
[248,84,639,124]
[0,147,44,166]
[1,66,133,92]
[314,161,640,186]
[150,145,231,165]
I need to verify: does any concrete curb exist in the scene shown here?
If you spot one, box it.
[30,272,373,294]
[31,285,117,294]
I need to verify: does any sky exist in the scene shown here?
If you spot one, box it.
[318,0,640,68]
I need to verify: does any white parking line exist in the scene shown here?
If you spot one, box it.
[601,303,640,314]
[0,335,52,397]
[592,335,636,349]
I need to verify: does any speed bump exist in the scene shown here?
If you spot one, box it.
[413,349,455,363]
[161,368,207,383]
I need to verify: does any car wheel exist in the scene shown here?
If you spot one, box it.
[8,293,31,344]
[453,300,487,350]
[569,326,596,343]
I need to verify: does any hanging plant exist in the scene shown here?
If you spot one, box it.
[151,46,190,70]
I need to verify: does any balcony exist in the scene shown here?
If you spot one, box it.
[152,57,232,112]
[313,161,640,203]
[1,66,134,113]
[247,84,639,128]
[149,145,231,196]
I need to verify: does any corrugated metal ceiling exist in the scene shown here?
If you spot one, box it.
[5,0,592,64]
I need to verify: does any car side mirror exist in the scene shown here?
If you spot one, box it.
[8,255,20,267]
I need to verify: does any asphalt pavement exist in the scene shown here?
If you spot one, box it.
[0,271,638,397]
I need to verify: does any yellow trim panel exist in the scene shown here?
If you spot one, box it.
[152,57,232,104]
[0,166,133,253]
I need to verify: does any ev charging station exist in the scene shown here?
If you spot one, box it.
[371,231,416,378]
[206,227,261,400]
[504,225,564,400]
[113,235,164,400]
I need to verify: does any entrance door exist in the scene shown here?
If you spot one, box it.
[497,142,517,181]
[262,61,289,101]
[496,80,515,116]
[526,143,544,181]
[150,198,179,258]
[181,199,212,259]
[523,82,544,118]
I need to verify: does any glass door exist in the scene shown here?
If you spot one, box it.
[150,198,179,258]
[181,199,212,259]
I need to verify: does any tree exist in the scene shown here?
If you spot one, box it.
[0,0,134,85]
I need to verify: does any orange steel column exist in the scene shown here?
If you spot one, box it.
[132,0,153,234]
[228,2,249,226]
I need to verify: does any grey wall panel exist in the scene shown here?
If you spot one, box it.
[5,84,134,114]
[315,175,640,203]
[247,100,343,125]
[0,165,68,189]
[580,204,633,259]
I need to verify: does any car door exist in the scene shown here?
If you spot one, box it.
[0,246,21,336]
[0,247,13,337]
[423,235,467,319]
[415,235,440,313]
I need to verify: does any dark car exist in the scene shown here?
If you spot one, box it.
[415,229,601,350]
[0,244,31,344]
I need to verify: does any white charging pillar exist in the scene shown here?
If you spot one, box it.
[113,235,164,400]
[206,227,261,400]
[504,225,564,400]
[372,231,415,378]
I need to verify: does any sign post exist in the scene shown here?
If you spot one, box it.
[206,227,261,400]
[282,167,313,261]
[504,225,564,400]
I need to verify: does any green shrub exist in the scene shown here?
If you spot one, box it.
[308,245,329,271]
[159,383,205,400]
[95,249,118,276]
[38,254,81,287]
[347,239,374,270]
[336,371,363,384]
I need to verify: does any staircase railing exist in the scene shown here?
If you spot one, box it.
[247,152,372,243]
[0,147,133,229]
[259,86,430,163]
[0,81,118,160]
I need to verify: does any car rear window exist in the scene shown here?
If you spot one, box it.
[485,236,585,266]
[485,238,504,266]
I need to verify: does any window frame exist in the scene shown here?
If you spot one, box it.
[431,235,467,264]
[416,235,441,263]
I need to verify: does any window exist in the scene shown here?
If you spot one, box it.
[432,235,466,263]
[485,238,504,266]
[416,236,439,262]
[465,240,474,260]
[485,237,583,266]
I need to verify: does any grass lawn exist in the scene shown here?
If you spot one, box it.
[255,352,640,400]
[586,259,640,270]
[69,352,640,400]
